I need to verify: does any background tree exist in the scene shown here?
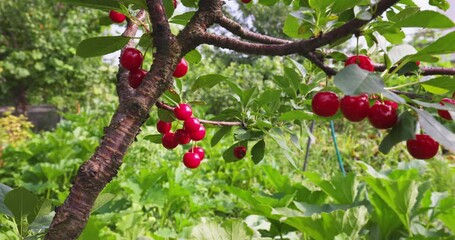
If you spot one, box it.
[0,0,114,114]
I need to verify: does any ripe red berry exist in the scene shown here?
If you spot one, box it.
[156,120,172,134]
[189,146,205,160]
[183,152,201,169]
[345,55,375,72]
[340,94,370,122]
[368,101,398,129]
[189,125,206,141]
[162,132,178,149]
[241,0,252,3]
[383,100,398,111]
[437,98,455,120]
[174,103,192,120]
[109,10,126,23]
[173,58,188,78]
[120,48,143,71]
[128,69,147,89]
[312,91,340,117]
[184,117,201,133]
[416,61,421,67]
[233,146,247,159]
[173,0,177,8]
[406,134,439,159]
[175,129,191,145]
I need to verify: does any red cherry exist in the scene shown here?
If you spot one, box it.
[189,125,206,141]
[109,10,126,23]
[128,69,147,89]
[189,147,205,160]
[340,94,370,122]
[367,101,398,129]
[233,146,247,159]
[437,98,455,120]
[406,134,439,159]
[241,0,252,3]
[175,129,191,145]
[156,120,172,134]
[312,91,340,117]
[174,103,192,120]
[161,132,178,149]
[383,100,399,111]
[345,55,375,72]
[120,48,143,71]
[173,58,188,78]
[173,0,177,8]
[183,152,201,169]
[184,117,201,133]
[416,61,420,67]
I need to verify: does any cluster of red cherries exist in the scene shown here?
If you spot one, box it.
[119,47,189,88]
[311,55,454,160]
[157,103,206,168]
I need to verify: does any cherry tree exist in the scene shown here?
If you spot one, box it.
[43,0,455,239]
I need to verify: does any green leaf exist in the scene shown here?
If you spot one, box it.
[418,31,455,55]
[414,108,455,152]
[387,44,417,65]
[379,111,416,154]
[211,126,231,147]
[162,89,181,105]
[163,0,175,18]
[283,15,307,38]
[279,110,315,121]
[0,184,13,216]
[91,193,116,213]
[77,36,130,58]
[138,33,152,48]
[429,0,450,11]
[251,140,265,164]
[192,74,228,91]
[157,108,175,122]
[308,0,332,12]
[369,192,403,239]
[223,142,248,163]
[4,187,38,221]
[169,11,196,26]
[143,134,163,144]
[58,0,120,10]
[421,76,455,93]
[28,199,54,232]
[331,0,363,14]
[334,65,385,95]
[241,87,258,109]
[185,49,202,64]
[305,173,358,204]
[191,219,254,240]
[394,10,455,29]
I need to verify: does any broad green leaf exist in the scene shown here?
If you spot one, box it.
[412,99,455,111]
[169,11,196,26]
[91,193,116,213]
[241,87,258,109]
[437,197,455,232]
[4,187,38,221]
[163,0,175,18]
[138,33,152,48]
[211,126,231,147]
[223,141,248,163]
[331,0,363,14]
[28,199,54,232]
[59,0,120,10]
[258,89,281,107]
[387,44,417,65]
[77,36,130,58]
[334,64,385,95]
[251,140,265,164]
[234,129,264,141]
[157,108,175,122]
[414,108,455,152]
[389,7,420,22]
[184,49,202,64]
[369,192,403,239]
[305,173,358,204]
[421,76,455,93]
[379,111,416,154]
[279,110,315,121]
[418,31,455,55]
[162,89,181,105]
[283,15,306,38]
[143,134,163,144]
[429,0,450,10]
[0,184,13,216]
[191,219,254,240]
[308,0,332,12]
[394,10,455,29]
[192,74,228,91]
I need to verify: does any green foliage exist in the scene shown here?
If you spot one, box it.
[0,109,34,147]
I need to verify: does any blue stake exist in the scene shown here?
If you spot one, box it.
[330,120,346,176]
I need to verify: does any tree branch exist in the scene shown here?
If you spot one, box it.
[198,0,399,56]
[156,101,243,126]
[215,15,291,44]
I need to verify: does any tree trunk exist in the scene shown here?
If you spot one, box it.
[11,85,28,115]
